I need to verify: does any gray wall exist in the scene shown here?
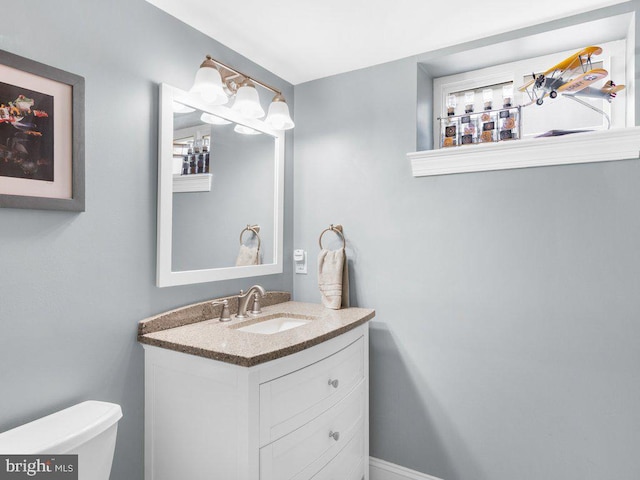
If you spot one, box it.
[292,20,640,480]
[0,2,294,480]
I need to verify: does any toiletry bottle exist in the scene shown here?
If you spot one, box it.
[194,139,203,174]
[187,141,195,175]
[203,138,210,174]
[181,144,190,175]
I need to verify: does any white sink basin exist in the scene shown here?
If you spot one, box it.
[236,317,312,335]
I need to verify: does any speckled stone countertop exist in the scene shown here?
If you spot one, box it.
[138,292,375,367]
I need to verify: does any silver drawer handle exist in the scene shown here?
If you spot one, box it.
[328,379,339,388]
[329,431,340,441]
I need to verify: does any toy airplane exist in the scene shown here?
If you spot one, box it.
[518,46,624,106]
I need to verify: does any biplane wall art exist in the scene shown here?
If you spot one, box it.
[0,50,84,211]
[519,45,624,130]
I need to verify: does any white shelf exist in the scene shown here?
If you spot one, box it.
[172,173,212,193]
[408,127,640,177]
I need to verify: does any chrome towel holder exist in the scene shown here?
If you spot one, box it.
[318,224,346,249]
[239,224,261,251]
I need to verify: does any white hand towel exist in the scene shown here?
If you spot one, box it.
[236,245,260,266]
[318,248,350,309]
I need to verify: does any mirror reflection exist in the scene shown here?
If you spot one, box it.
[170,105,275,271]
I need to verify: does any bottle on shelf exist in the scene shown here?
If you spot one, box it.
[194,138,203,174]
[203,137,210,174]
[188,141,197,175]
[181,144,190,175]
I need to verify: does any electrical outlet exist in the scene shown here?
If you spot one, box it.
[294,249,307,274]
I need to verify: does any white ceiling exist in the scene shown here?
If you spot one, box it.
[146,0,628,85]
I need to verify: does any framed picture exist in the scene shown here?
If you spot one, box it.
[0,49,84,211]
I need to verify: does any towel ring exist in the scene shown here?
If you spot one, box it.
[239,224,261,251]
[318,224,346,249]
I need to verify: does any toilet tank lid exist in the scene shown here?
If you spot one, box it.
[0,401,123,454]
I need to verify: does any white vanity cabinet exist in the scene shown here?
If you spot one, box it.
[143,323,369,480]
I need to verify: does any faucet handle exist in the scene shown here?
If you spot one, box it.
[211,299,231,322]
[249,293,262,315]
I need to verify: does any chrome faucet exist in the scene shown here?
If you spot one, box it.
[236,285,266,319]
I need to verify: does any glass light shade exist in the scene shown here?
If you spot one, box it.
[200,112,231,125]
[173,102,195,114]
[190,65,228,105]
[234,124,262,135]
[265,100,295,130]
[231,84,265,118]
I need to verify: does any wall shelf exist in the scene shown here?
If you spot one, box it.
[172,173,212,193]
[408,127,640,177]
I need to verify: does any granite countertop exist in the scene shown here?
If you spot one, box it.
[138,292,375,367]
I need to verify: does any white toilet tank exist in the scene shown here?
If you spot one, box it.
[0,401,122,480]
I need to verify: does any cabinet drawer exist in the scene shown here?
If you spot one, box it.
[310,426,364,480]
[260,336,364,445]
[259,381,365,480]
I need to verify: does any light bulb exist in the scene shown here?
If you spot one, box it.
[190,55,228,106]
[231,82,265,119]
[265,95,294,130]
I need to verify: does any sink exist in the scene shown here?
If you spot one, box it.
[236,317,312,335]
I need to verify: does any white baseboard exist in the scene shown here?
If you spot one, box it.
[369,457,443,480]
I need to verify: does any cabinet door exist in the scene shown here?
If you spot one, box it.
[259,382,365,480]
[260,336,364,445]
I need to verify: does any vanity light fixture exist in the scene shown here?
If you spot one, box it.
[191,54,295,131]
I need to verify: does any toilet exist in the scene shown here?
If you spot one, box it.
[0,401,122,480]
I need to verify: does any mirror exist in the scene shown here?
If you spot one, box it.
[157,84,284,287]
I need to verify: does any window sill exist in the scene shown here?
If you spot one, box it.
[408,127,640,177]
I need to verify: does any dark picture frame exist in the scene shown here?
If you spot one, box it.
[0,49,84,212]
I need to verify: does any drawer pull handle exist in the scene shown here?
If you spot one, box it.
[329,431,340,441]
[328,379,339,388]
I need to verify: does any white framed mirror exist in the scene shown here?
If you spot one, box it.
[156,83,284,287]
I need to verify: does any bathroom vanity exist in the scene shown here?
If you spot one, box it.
[138,292,374,480]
